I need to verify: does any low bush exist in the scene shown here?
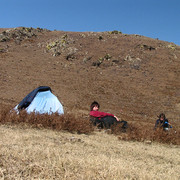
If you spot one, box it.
[112,122,180,145]
[0,106,179,144]
[0,106,93,134]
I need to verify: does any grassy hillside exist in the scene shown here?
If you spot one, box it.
[0,27,180,120]
[0,27,180,179]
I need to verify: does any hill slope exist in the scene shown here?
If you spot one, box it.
[0,27,180,179]
[0,27,180,125]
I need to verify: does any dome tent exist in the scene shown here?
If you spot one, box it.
[14,86,64,115]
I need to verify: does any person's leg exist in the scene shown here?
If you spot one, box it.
[90,117,104,128]
[101,116,117,128]
[163,121,169,131]
[90,117,97,126]
[119,120,128,129]
[99,116,128,131]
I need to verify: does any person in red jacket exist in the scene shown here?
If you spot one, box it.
[90,101,127,130]
[90,101,119,121]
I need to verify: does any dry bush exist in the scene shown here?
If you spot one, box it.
[0,106,93,134]
[1,106,179,145]
[112,122,180,145]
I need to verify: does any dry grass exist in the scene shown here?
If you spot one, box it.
[0,107,180,179]
[0,124,179,179]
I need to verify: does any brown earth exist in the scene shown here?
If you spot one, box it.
[0,27,180,128]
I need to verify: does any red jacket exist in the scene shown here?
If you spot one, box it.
[90,111,114,118]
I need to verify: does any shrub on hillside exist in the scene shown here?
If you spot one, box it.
[0,106,93,134]
[0,106,179,144]
[113,122,180,145]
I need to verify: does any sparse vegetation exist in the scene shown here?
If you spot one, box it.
[92,54,112,67]
[138,44,156,51]
[0,48,5,53]
[98,35,103,40]
[46,34,77,59]
[108,30,122,34]
[167,44,176,50]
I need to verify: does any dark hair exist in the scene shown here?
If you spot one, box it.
[90,101,100,111]
[158,113,166,119]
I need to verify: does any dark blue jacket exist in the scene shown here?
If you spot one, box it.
[154,118,169,130]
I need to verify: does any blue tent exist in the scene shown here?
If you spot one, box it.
[14,86,64,115]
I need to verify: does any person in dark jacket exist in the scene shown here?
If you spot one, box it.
[154,113,172,131]
[89,101,127,130]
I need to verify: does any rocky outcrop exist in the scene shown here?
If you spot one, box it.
[0,27,50,42]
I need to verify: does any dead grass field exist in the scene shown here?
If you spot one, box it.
[0,107,180,179]
[0,124,179,180]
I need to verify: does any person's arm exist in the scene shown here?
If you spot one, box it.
[154,119,159,130]
[90,111,114,118]
[165,119,172,128]
[114,115,120,121]
[90,111,120,121]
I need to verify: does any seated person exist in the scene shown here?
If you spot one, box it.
[89,101,127,130]
[154,113,172,131]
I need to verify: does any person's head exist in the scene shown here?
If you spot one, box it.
[158,113,166,121]
[90,101,100,111]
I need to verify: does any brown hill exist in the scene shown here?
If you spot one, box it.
[0,27,180,127]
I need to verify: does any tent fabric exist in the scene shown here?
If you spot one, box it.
[26,90,64,114]
[15,86,64,115]
[18,86,52,110]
